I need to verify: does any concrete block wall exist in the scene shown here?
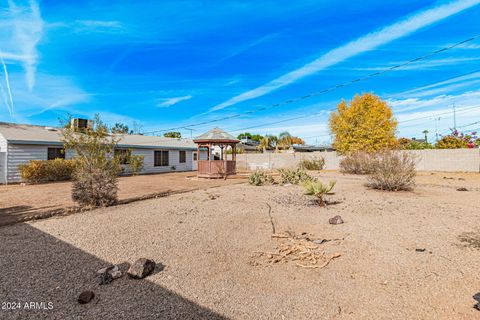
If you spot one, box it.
[237,149,480,172]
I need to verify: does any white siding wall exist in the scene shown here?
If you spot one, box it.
[131,149,194,174]
[6,144,72,182]
[0,134,7,151]
[0,134,7,183]
[5,143,196,183]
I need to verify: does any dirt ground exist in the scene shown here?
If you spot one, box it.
[0,171,479,319]
[0,172,244,226]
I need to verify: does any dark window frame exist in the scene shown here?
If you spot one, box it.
[154,150,169,167]
[179,150,186,163]
[47,147,65,160]
[114,148,131,165]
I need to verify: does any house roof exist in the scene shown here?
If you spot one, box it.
[0,122,197,150]
[193,127,239,143]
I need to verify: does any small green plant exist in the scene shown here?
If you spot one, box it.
[19,159,77,183]
[248,170,274,186]
[278,168,314,185]
[128,154,144,175]
[298,156,325,170]
[303,180,336,207]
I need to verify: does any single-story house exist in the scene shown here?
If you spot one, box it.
[0,121,207,184]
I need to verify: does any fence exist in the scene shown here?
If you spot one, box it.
[237,149,480,172]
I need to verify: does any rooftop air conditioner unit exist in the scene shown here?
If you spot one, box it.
[70,118,93,131]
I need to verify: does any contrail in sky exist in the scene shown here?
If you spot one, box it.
[209,0,480,112]
[1,56,15,117]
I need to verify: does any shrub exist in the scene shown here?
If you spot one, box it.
[61,115,121,207]
[278,168,314,185]
[298,156,325,170]
[303,180,336,206]
[248,170,274,186]
[128,154,144,175]
[72,161,120,207]
[397,137,433,150]
[436,129,478,149]
[366,151,416,191]
[339,151,377,174]
[19,159,76,183]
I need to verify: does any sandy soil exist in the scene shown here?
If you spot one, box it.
[0,172,244,226]
[0,171,479,319]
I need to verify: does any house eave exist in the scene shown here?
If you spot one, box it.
[7,140,196,150]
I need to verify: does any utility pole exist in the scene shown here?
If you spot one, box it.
[453,102,457,130]
[183,127,196,139]
[434,117,441,142]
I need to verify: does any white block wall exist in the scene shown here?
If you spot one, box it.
[237,149,480,172]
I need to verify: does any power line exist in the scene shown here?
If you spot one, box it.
[142,34,480,135]
[224,68,480,133]
[291,105,480,141]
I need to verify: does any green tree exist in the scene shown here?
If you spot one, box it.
[397,137,433,150]
[277,131,305,149]
[164,131,181,138]
[329,93,397,154]
[237,132,252,140]
[237,132,263,142]
[111,122,131,134]
[61,115,121,207]
[422,130,429,143]
[257,135,277,152]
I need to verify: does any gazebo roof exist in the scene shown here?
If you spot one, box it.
[193,127,239,143]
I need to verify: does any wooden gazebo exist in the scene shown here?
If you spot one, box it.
[193,127,239,178]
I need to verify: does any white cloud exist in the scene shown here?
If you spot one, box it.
[157,95,192,107]
[389,90,480,113]
[72,20,126,33]
[219,32,282,62]
[0,0,44,91]
[392,71,480,98]
[0,73,92,121]
[209,0,480,112]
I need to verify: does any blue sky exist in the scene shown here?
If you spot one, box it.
[1,0,480,144]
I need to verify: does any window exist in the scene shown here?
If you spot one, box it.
[193,152,198,161]
[154,150,169,167]
[115,149,131,165]
[179,150,186,163]
[47,147,65,160]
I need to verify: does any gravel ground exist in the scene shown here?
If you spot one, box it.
[0,171,244,226]
[0,171,479,319]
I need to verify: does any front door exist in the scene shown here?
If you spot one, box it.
[192,152,198,170]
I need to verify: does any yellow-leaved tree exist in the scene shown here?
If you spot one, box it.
[329,93,397,154]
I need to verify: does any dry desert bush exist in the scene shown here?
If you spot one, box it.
[248,170,274,186]
[278,168,314,185]
[366,151,416,191]
[339,151,377,174]
[298,156,325,170]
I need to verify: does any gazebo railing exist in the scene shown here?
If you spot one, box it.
[197,160,236,177]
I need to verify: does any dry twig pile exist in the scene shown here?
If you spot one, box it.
[253,232,341,268]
